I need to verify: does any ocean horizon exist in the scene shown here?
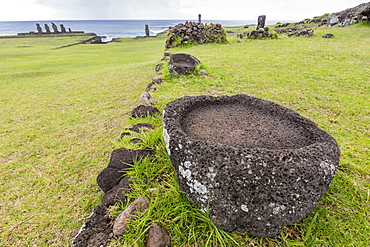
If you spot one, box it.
[0,19,294,41]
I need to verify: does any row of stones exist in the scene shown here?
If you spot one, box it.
[275,25,337,38]
[72,54,173,246]
[230,27,278,40]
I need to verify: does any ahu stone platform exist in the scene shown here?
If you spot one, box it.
[163,94,340,237]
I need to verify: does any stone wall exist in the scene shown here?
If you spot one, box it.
[166,21,227,48]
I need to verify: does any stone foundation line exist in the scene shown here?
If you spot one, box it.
[72,51,199,246]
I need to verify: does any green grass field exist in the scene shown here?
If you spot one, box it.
[0,24,369,246]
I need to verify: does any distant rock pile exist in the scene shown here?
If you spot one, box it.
[166,21,227,48]
[288,29,314,37]
[241,27,278,40]
[275,2,370,29]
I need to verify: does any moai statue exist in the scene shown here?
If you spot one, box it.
[44,24,51,33]
[51,22,59,33]
[257,15,266,30]
[68,28,72,33]
[60,24,67,33]
[198,14,202,23]
[36,23,43,33]
[145,25,150,36]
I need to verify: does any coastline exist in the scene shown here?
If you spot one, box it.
[0,19,293,40]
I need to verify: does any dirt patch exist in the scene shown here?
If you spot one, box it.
[182,102,315,149]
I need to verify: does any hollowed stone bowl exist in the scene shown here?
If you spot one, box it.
[163,94,340,238]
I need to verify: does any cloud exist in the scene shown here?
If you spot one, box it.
[1,0,367,21]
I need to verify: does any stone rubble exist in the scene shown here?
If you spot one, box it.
[165,21,227,48]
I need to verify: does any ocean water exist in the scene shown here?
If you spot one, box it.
[0,19,286,41]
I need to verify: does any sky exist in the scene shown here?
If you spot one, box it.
[0,0,367,22]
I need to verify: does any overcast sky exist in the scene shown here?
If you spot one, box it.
[0,0,367,21]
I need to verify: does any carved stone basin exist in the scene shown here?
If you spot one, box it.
[163,94,340,238]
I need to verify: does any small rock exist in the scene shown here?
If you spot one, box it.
[108,148,152,170]
[113,196,150,236]
[120,132,131,138]
[129,105,160,118]
[322,33,335,38]
[97,148,152,192]
[146,81,157,92]
[168,53,200,75]
[130,138,143,144]
[145,226,171,247]
[102,176,132,206]
[139,91,152,106]
[198,69,208,75]
[97,167,124,193]
[129,123,155,133]
[152,78,164,84]
[155,63,164,72]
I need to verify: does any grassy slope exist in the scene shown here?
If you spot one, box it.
[0,25,369,246]
[0,35,165,246]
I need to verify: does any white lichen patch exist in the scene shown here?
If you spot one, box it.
[179,161,209,209]
[241,204,249,212]
[183,161,192,169]
[163,127,171,155]
[193,180,208,194]
[320,160,336,175]
[272,204,286,215]
[179,165,191,180]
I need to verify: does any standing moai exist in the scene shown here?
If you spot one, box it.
[60,24,67,33]
[44,24,51,33]
[198,14,202,23]
[51,22,59,33]
[36,23,43,33]
[68,28,72,33]
[145,25,150,36]
[257,15,266,30]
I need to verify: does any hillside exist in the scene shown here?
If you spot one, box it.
[0,20,369,246]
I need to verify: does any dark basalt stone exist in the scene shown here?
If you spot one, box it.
[168,53,200,75]
[163,94,340,238]
[97,148,152,192]
[129,123,155,133]
[97,167,124,193]
[322,33,335,38]
[102,176,132,206]
[108,148,152,170]
[71,204,113,247]
[130,105,160,118]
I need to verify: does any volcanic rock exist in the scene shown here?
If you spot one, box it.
[145,226,171,247]
[101,176,132,206]
[168,53,200,75]
[130,105,160,118]
[163,94,340,238]
[113,196,150,236]
[71,204,113,247]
